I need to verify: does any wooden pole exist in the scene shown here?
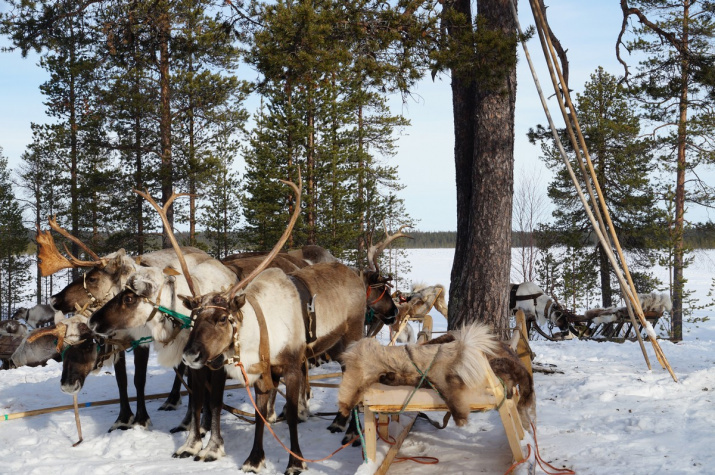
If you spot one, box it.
[527,0,675,379]
[72,394,83,447]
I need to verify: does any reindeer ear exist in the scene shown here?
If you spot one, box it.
[178,294,199,310]
[128,274,157,298]
[230,294,246,312]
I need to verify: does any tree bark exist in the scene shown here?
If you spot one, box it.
[158,2,173,250]
[447,0,517,337]
[672,0,690,342]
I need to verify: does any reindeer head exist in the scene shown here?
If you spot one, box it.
[51,249,137,313]
[89,267,171,336]
[363,271,399,325]
[180,293,246,369]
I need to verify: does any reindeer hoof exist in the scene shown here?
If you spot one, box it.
[242,455,265,473]
[198,444,225,462]
[109,415,135,432]
[169,424,188,433]
[172,451,194,459]
[159,400,181,411]
[285,462,307,474]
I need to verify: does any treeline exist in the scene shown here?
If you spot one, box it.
[0,0,440,310]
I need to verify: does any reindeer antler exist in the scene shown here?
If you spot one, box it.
[367,221,412,272]
[228,171,302,299]
[133,189,197,297]
[36,217,106,277]
[27,322,68,354]
[48,216,103,261]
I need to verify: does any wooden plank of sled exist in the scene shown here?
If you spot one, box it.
[363,384,497,413]
[361,352,526,465]
[308,372,342,381]
[374,413,417,475]
[514,310,533,375]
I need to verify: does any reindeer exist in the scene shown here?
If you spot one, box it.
[177,180,402,474]
[36,216,212,430]
[509,282,575,339]
[0,319,27,337]
[10,315,90,368]
[11,304,60,329]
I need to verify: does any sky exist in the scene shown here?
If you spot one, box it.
[2,247,715,474]
[1,1,695,232]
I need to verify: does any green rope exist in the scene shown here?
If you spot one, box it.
[380,350,441,416]
[354,407,368,464]
[157,305,192,329]
[364,308,375,325]
[127,336,153,352]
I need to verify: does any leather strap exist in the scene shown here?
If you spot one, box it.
[289,275,317,345]
[246,294,274,391]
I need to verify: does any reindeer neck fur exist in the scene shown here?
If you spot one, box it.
[223,268,306,383]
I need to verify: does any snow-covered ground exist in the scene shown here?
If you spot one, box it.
[2,248,714,474]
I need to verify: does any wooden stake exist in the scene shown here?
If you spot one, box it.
[72,394,83,447]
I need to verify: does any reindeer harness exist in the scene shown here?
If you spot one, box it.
[205,295,274,391]
[288,275,318,345]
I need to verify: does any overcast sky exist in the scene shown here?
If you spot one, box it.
[4,1,705,232]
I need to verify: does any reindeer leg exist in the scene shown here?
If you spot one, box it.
[266,386,278,423]
[170,369,193,433]
[131,345,152,428]
[109,351,134,431]
[284,363,307,474]
[241,376,275,473]
[160,362,185,410]
[173,368,205,459]
[197,369,226,462]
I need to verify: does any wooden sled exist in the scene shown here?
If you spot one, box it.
[0,335,23,369]
[360,311,533,473]
[388,286,443,345]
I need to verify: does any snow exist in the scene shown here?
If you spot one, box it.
[2,248,715,475]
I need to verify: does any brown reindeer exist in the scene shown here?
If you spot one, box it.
[36,218,211,429]
[177,181,402,474]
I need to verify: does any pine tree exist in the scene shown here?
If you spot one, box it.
[0,151,31,317]
[18,127,67,302]
[244,0,412,262]
[530,67,665,308]
[619,0,715,341]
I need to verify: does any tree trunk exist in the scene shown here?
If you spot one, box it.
[671,0,690,342]
[69,22,80,280]
[158,2,173,250]
[447,0,517,338]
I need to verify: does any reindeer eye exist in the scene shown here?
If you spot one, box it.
[123,294,136,305]
[87,275,98,284]
[218,314,228,324]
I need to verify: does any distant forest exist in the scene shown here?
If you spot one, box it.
[401,224,715,249]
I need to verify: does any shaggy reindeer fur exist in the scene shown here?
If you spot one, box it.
[584,306,619,325]
[404,282,449,318]
[333,324,500,428]
[639,292,673,314]
[424,331,536,430]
